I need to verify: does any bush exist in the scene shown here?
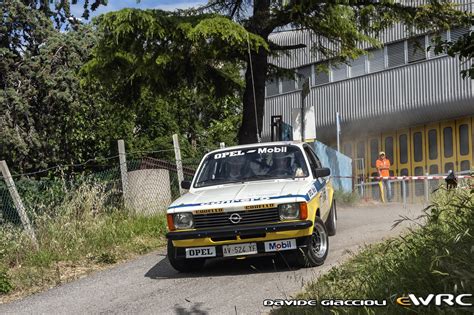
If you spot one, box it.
[275,184,473,314]
[0,180,167,299]
[0,268,13,295]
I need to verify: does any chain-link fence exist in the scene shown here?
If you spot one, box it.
[0,138,217,241]
[355,171,473,206]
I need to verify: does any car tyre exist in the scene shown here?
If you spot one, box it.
[294,217,329,268]
[326,199,337,236]
[167,240,206,273]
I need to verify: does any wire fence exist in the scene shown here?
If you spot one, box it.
[0,142,205,229]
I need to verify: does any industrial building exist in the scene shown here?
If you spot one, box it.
[263,23,474,190]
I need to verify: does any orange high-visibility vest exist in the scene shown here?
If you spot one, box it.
[376,158,391,177]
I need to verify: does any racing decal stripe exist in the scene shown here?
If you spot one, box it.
[168,179,328,210]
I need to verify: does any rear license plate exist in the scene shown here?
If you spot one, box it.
[222,243,258,257]
[185,246,216,258]
[264,239,297,252]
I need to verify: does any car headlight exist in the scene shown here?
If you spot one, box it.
[278,203,300,220]
[173,212,194,229]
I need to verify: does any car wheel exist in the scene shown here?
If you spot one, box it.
[326,199,337,236]
[294,217,329,268]
[167,240,206,273]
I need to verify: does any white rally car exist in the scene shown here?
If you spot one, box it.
[166,141,336,272]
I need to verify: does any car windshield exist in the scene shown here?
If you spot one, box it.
[194,145,310,188]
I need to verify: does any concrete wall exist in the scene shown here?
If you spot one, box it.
[312,141,352,193]
[127,169,172,215]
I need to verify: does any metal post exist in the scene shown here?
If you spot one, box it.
[424,173,429,204]
[301,78,310,142]
[402,180,407,208]
[0,160,38,249]
[336,112,341,152]
[173,134,185,195]
[118,140,129,209]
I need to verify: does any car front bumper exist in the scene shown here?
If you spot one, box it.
[166,220,313,240]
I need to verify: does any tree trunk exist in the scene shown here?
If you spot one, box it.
[238,48,268,144]
[238,0,271,145]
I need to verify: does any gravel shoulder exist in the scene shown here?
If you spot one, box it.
[0,202,424,315]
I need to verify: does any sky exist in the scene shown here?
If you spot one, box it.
[70,0,208,20]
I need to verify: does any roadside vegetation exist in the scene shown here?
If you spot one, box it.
[0,181,167,302]
[275,183,473,314]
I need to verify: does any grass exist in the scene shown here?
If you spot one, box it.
[274,184,473,315]
[0,181,167,302]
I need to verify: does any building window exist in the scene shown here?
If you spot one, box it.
[271,115,283,141]
[349,55,366,77]
[413,131,423,162]
[370,139,379,168]
[428,31,448,57]
[408,36,426,63]
[384,136,394,162]
[387,41,405,68]
[343,143,352,158]
[331,63,347,81]
[429,165,438,175]
[297,65,312,89]
[459,124,469,156]
[265,77,279,96]
[444,162,454,173]
[357,141,365,159]
[399,134,408,164]
[314,63,330,86]
[460,161,470,171]
[428,129,438,160]
[450,27,470,43]
[443,127,453,158]
[368,48,384,72]
[281,74,296,93]
[400,168,409,197]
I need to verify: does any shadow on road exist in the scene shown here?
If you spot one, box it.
[145,253,300,280]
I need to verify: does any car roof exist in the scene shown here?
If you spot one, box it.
[208,141,305,155]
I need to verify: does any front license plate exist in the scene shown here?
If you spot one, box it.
[264,239,297,252]
[222,243,258,257]
[185,246,216,258]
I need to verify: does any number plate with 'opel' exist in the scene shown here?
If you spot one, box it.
[185,246,216,258]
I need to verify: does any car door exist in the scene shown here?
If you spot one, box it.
[303,145,331,220]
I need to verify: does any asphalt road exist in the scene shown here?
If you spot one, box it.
[0,203,423,315]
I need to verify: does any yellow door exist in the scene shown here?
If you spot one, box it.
[425,123,442,192]
[396,129,411,200]
[368,136,382,201]
[382,132,398,201]
[410,126,426,201]
[456,118,472,172]
[440,121,457,173]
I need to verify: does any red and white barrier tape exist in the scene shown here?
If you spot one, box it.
[332,175,473,180]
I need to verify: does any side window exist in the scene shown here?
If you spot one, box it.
[303,145,322,177]
[303,146,318,176]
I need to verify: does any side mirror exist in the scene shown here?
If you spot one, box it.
[314,167,330,178]
[181,180,191,189]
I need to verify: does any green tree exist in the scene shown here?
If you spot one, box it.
[87,1,469,144]
[0,0,113,172]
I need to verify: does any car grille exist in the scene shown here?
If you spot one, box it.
[194,208,280,229]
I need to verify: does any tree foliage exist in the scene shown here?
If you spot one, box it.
[1,1,242,174]
[88,1,471,144]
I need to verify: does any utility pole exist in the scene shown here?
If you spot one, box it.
[301,77,310,142]
[336,112,341,152]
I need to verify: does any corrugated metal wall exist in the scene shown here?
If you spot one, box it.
[263,56,474,141]
[268,0,472,70]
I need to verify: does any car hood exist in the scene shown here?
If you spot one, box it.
[168,179,317,213]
